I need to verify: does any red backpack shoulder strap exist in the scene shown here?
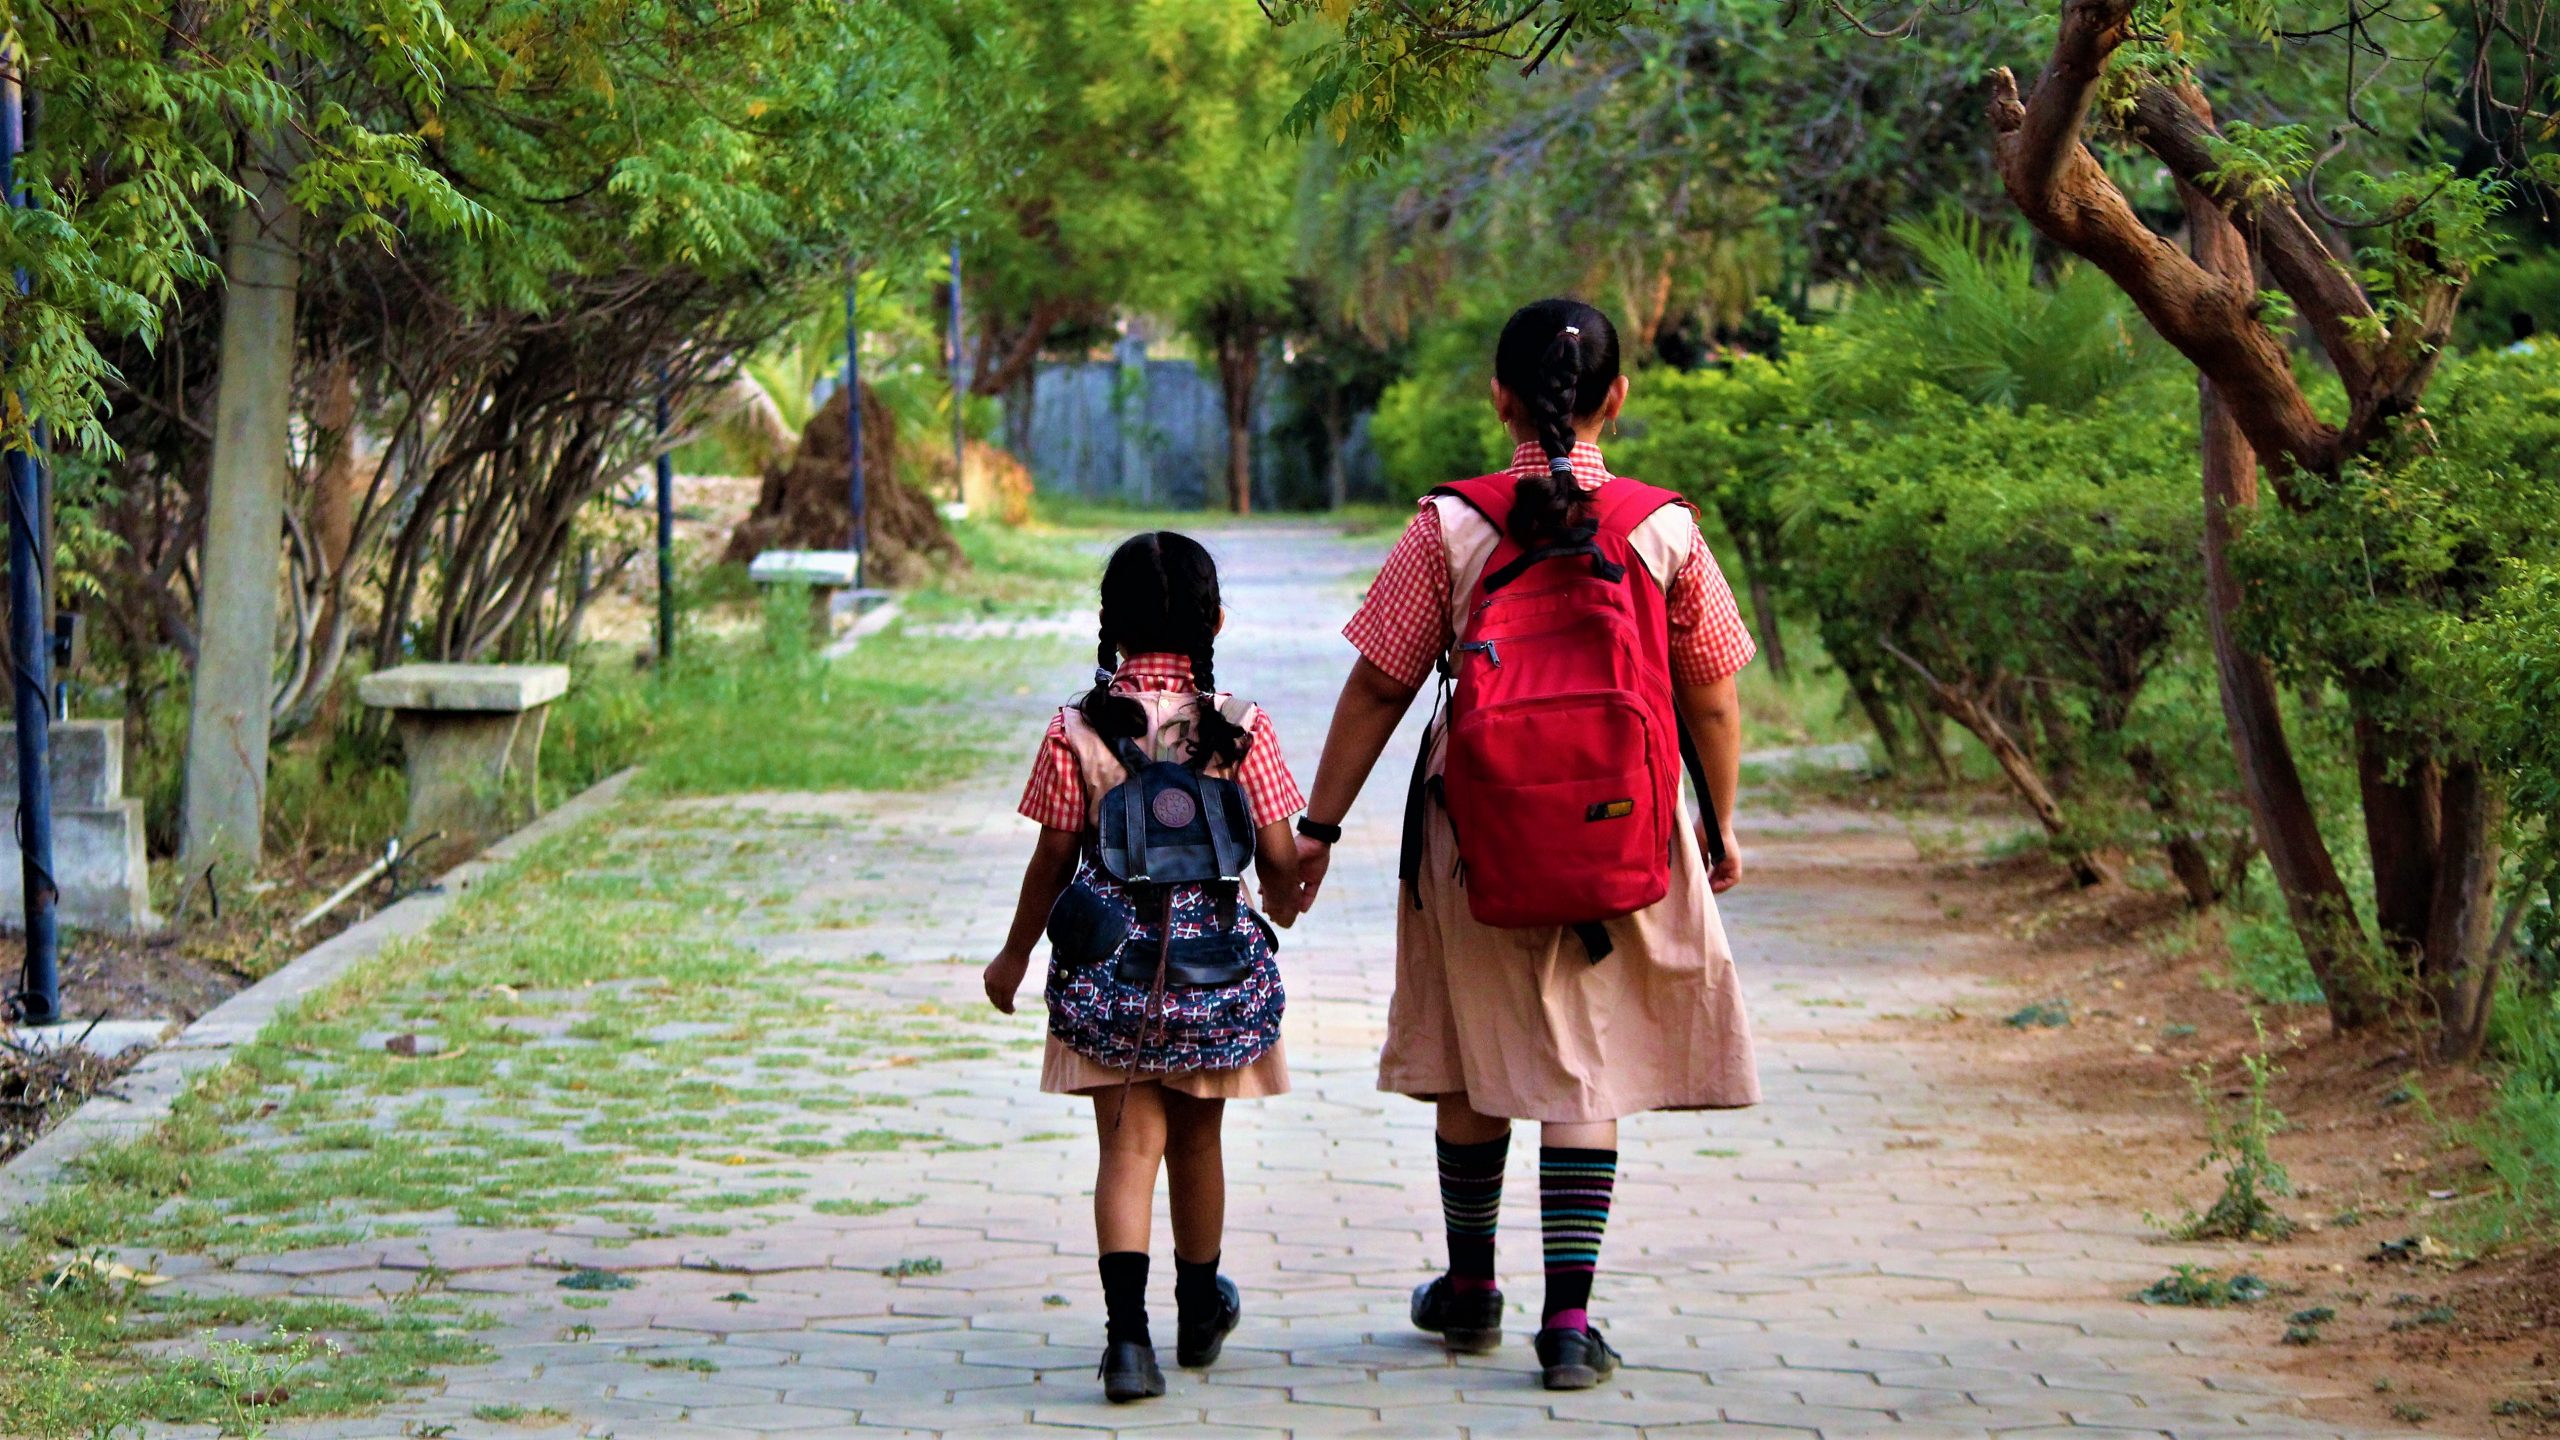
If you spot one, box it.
[1425,473,1520,531]
[1587,476,1689,541]
[1426,473,1525,600]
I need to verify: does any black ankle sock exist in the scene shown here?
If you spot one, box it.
[1098,1251,1151,1346]
[1174,1252,1222,1320]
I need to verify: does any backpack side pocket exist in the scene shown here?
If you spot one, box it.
[1046,880,1133,967]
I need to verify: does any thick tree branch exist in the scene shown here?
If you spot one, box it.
[1987,11,2344,477]
[2128,84,2379,398]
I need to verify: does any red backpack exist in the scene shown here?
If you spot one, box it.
[1416,472,1721,960]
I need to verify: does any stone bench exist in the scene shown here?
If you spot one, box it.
[357,664,570,843]
[747,550,891,635]
[0,719,158,933]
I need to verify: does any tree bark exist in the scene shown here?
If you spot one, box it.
[1884,639,2116,886]
[2127,741,2222,909]
[1216,339,1259,515]
[2169,159,2385,1025]
[2424,760,2503,1061]
[178,149,301,880]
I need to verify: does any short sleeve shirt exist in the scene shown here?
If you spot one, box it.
[1017,653,1304,832]
[1343,441,1758,689]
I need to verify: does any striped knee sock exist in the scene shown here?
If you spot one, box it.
[1437,1132,1508,1294]
[1539,1145,1617,1332]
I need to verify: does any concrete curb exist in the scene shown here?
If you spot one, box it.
[0,767,639,1228]
[821,595,904,658]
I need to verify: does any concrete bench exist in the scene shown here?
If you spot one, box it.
[747,550,891,635]
[357,664,570,843]
[0,719,158,933]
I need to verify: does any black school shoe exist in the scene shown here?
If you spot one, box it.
[1534,1324,1620,1390]
[1409,1274,1505,1354]
[1098,1338,1165,1403]
[1176,1275,1242,1367]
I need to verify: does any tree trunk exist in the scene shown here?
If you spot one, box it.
[2425,761,2503,1061]
[2182,177,2384,1027]
[1322,390,1350,511]
[1003,365,1036,460]
[1841,658,1906,774]
[2127,741,2222,909]
[1217,340,1258,515]
[178,150,301,880]
[1885,641,2116,886]
[1743,559,1790,682]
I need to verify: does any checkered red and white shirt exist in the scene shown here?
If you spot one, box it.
[1343,441,1758,689]
[1018,653,1305,833]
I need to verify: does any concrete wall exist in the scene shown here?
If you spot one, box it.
[0,719,159,933]
[1010,345,1383,510]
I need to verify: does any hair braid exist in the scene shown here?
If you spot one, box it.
[1493,298,1622,548]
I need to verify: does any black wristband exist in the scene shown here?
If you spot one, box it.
[1295,816,1343,845]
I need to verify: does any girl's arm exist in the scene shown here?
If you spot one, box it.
[985,827,1082,1013]
[1293,657,1425,913]
[1673,673,1744,893]
[1254,819,1303,928]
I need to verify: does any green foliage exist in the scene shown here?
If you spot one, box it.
[1366,311,1512,499]
[0,1,484,450]
[2165,1019,2297,1242]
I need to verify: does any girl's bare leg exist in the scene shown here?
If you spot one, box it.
[1093,1084,1170,1253]
[1161,1091,1227,1264]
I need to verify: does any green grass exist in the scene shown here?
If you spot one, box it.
[545,588,1073,800]
[4,755,1008,1433]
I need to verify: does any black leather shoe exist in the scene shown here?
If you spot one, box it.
[1534,1324,1620,1390]
[1176,1275,1241,1367]
[1098,1337,1165,1403]
[1409,1275,1504,1354]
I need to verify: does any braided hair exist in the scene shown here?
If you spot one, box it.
[1493,298,1622,549]
[1076,531,1254,769]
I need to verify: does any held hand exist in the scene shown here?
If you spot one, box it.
[1294,833,1333,914]
[983,950,1031,1014]
[1705,824,1744,894]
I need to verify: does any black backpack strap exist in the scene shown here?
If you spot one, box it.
[1680,718,1726,868]
[1571,921,1614,964]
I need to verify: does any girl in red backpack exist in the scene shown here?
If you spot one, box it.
[1291,299,1760,1390]
[984,532,1305,1404]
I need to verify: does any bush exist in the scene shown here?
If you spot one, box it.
[1367,315,1510,500]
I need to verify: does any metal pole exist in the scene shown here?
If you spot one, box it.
[947,242,965,489]
[2,64,58,1026]
[653,367,675,664]
[844,259,865,589]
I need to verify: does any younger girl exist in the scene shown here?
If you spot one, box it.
[984,531,1304,1404]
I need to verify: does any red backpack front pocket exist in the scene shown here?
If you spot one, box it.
[1443,688,1670,928]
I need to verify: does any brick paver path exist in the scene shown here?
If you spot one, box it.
[225,524,2400,1440]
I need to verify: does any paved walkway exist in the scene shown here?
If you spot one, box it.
[207,525,2397,1439]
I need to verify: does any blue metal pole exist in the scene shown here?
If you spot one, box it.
[2,67,58,1026]
[653,366,675,664]
[844,259,865,589]
[947,243,965,488]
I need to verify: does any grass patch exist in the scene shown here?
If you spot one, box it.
[546,591,1070,800]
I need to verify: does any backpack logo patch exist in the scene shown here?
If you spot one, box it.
[1151,787,1199,829]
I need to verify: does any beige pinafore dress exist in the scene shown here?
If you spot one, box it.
[1376,496,1760,1122]
[1040,690,1291,1100]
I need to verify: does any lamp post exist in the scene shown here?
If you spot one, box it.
[1,61,58,1027]
[653,366,675,664]
[946,243,965,487]
[844,258,865,589]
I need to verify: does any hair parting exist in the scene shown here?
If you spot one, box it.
[1076,531,1252,770]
